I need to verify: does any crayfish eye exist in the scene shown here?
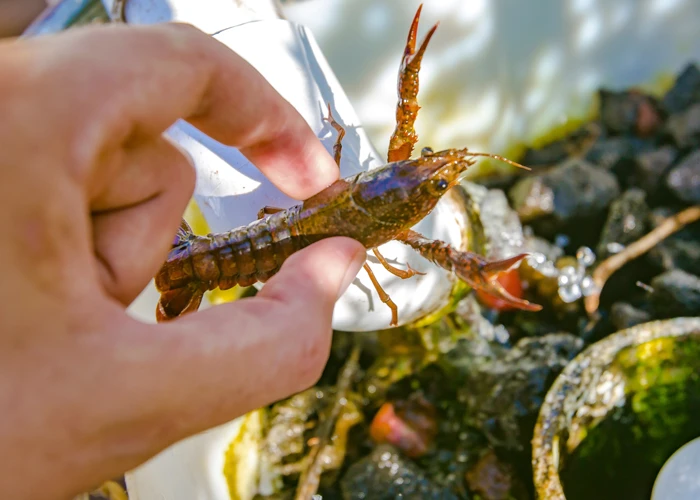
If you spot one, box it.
[431,178,450,195]
[421,147,434,156]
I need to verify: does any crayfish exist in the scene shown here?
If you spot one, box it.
[153,4,543,326]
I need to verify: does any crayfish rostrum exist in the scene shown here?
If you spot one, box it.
[153,4,543,326]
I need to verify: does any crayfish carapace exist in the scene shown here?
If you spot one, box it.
[154,4,543,326]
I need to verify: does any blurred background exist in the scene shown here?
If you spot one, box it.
[6,0,700,171]
[281,0,700,174]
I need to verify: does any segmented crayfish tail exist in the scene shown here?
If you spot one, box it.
[156,284,206,322]
[155,218,206,322]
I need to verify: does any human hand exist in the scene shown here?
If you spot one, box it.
[0,22,365,499]
[0,0,47,38]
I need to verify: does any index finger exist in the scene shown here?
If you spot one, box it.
[10,22,340,200]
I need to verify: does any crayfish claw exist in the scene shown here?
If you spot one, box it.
[397,230,543,313]
[481,253,530,279]
[474,272,544,312]
[463,253,543,312]
[388,4,439,162]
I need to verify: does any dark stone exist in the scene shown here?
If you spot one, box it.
[509,158,620,234]
[598,89,662,136]
[340,444,460,500]
[610,302,652,330]
[520,140,571,168]
[650,269,700,317]
[596,188,650,259]
[520,122,602,167]
[585,137,654,187]
[666,149,700,204]
[465,449,527,500]
[663,63,700,114]
[665,103,700,149]
[450,333,583,451]
[585,137,648,170]
[647,207,700,276]
[633,146,679,198]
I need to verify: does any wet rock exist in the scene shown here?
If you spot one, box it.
[454,294,512,346]
[417,428,487,497]
[665,149,700,204]
[447,333,583,451]
[518,231,566,307]
[650,269,700,317]
[520,140,570,168]
[585,137,653,186]
[610,302,652,330]
[340,444,460,500]
[598,89,662,137]
[460,183,526,261]
[520,122,602,167]
[477,172,523,193]
[361,346,426,409]
[647,207,700,275]
[663,63,700,114]
[633,146,679,198]
[509,158,620,233]
[522,230,565,264]
[666,103,700,149]
[596,188,650,259]
[369,395,438,458]
[465,449,525,500]
[505,311,568,339]
[648,234,700,276]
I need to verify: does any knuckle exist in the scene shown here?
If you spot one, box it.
[153,22,212,57]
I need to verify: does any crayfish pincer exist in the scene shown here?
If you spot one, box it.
[153,4,543,326]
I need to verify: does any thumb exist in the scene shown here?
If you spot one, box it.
[106,237,366,463]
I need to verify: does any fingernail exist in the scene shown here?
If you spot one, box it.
[337,247,367,299]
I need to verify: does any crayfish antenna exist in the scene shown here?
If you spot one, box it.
[466,152,532,171]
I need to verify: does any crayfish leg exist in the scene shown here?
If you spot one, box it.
[372,248,426,279]
[363,263,399,327]
[173,218,194,246]
[156,285,205,322]
[323,103,345,168]
[110,0,127,22]
[257,206,285,220]
[387,4,439,163]
[396,230,543,312]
